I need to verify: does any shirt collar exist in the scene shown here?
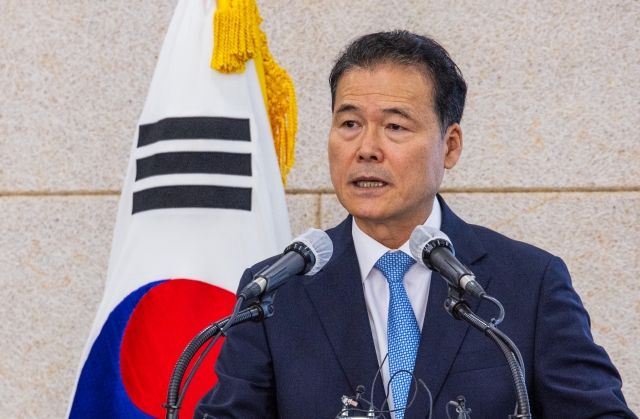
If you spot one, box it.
[352,196,442,283]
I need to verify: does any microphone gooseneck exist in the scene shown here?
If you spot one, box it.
[409,225,486,299]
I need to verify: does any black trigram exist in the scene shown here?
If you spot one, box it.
[132,117,252,214]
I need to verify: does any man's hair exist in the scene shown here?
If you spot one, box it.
[329,30,467,136]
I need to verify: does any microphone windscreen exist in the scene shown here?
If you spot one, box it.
[291,228,333,276]
[409,225,453,267]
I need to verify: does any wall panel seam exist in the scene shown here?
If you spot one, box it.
[285,187,640,194]
[3,186,640,198]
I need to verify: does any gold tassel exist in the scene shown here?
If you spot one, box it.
[212,0,297,186]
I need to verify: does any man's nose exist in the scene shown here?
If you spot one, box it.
[356,126,383,162]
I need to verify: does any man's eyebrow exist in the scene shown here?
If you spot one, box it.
[335,104,359,114]
[382,107,414,120]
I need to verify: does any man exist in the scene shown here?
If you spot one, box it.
[196,31,636,418]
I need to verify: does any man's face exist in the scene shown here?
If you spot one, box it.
[328,64,462,231]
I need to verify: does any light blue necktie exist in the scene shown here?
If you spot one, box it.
[375,251,419,419]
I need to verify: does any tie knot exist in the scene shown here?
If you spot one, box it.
[374,251,415,284]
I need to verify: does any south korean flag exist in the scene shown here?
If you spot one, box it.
[67,0,291,417]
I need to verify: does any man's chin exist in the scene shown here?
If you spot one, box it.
[349,209,394,225]
[347,200,434,229]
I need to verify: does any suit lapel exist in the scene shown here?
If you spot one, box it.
[303,217,387,407]
[406,196,491,419]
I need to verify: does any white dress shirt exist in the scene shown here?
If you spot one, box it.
[352,196,442,415]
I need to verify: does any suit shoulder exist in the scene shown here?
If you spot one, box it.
[469,223,559,270]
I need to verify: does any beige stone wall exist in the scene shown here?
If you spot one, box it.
[1,0,638,416]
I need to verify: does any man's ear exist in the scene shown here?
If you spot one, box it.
[443,123,463,169]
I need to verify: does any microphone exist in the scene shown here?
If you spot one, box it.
[239,228,333,301]
[409,225,486,298]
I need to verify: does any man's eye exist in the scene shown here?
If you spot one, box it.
[388,124,403,131]
[343,121,358,128]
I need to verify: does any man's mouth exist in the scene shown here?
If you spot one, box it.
[354,180,386,188]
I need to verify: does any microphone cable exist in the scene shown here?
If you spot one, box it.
[479,293,524,375]
[332,358,434,419]
[418,379,434,419]
[371,355,433,419]
[369,352,388,410]
[379,369,420,418]
[480,294,505,326]
[446,396,471,419]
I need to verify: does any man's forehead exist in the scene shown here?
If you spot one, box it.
[337,62,433,90]
[334,103,415,120]
[333,64,434,115]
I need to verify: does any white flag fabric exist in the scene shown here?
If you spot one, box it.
[68,0,291,417]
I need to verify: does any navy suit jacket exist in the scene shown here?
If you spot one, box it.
[196,196,636,419]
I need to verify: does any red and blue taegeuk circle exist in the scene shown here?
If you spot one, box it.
[69,279,236,418]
